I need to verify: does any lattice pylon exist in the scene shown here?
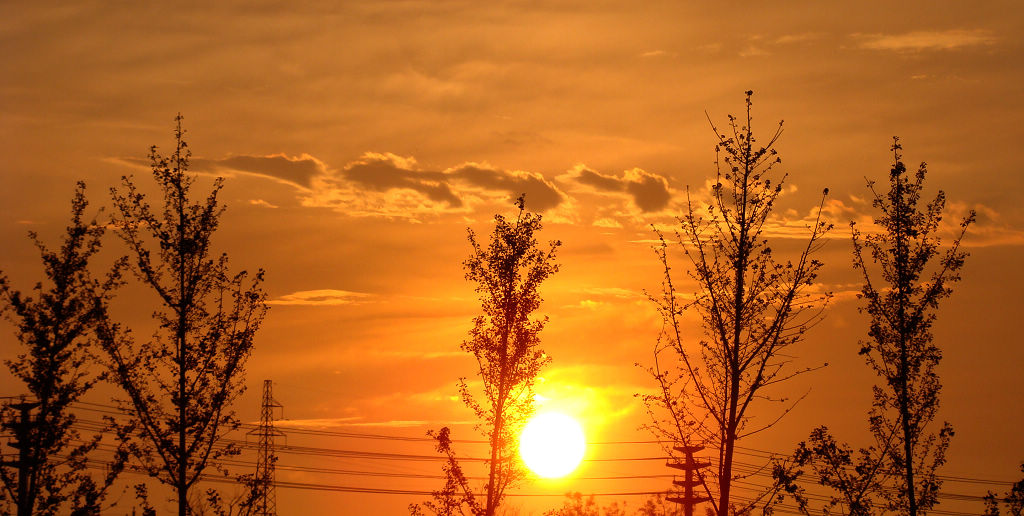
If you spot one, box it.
[248,380,283,516]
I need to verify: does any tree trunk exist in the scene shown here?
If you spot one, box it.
[486,405,502,516]
[178,184,188,516]
[894,176,918,516]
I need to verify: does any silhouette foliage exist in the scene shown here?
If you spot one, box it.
[640,92,831,515]
[545,491,682,516]
[544,492,627,516]
[409,427,482,516]
[775,138,974,516]
[0,183,129,515]
[98,116,267,516]
[413,195,560,516]
[985,462,1024,516]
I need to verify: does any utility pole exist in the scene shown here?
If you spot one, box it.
[3,399,40,516]
[248,380,283,516]
[667,444,711,516]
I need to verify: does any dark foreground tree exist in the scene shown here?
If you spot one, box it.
[640,91,831,515]
[409,427,482,516]
[98,116,267,516]
[544,491,681,516]
[985,462,1024,516]
[0,183,129,515]
[412,195,560,516]
[775,138,974,515]
[544,492,627,516]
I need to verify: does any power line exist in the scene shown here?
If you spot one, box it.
[61,400,1020,487]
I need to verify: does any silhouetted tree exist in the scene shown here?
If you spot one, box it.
[640,91,831,515]
[985,462,1024,516]
[413,195,560,516]
[463,195,559,516]
[544,492,681,516]
[409,427,483,516]
[189,485,256,516]
[774,138,974,516]
[544,492,627,516]
[98,116,267,516]
[0,183,129,515]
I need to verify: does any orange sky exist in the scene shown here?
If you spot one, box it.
[2,2,1023,514]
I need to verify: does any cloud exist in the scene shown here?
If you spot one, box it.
[639,49,676,58]
[816,283,863,304]
[448,163,565,212]
[114,153,328,190]
[568,164,672,212]
[273,417,475,429]
[274,417,363,429]
[196,153,327,189]
[112,150,650,223]
[312,152,569,218]
[758,197,866,240]
[739,45,769,57]
[856,29,996,52]
[563,299,604,310]
[573,287,641,299]
[758,196,1024,247]
[774,33,822,45]
[343,419,476,428]
[945,201,1024,247]
[341,152,461,206]
[248,199,278,208]
[267,289,373,306]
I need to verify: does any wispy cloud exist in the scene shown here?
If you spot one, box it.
[639,49,676,58]
[274,417,363,429]
[739,45,769,58]
[111,153,328,190]
[248,199,278,208]
[592,217,623,228]
[267,289,373,306]
[343,420,476,428]
[856,29,996,52]
[272,417,476,429]
[573,286,641,299]
[774,32,823,45]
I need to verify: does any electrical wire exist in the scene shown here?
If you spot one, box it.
[4,396,1011,513]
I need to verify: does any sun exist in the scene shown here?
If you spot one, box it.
[519,412,586,478]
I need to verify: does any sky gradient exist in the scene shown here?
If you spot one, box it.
[2,2,1023,514]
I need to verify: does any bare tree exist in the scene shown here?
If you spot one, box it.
[98,115,267,516]
[640,91,831,515]
[0,183,129,516]
[413,195,560,516]
[774,138,974,516]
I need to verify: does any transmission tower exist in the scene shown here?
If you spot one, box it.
[667,444,711,516]
[248,380,283,516]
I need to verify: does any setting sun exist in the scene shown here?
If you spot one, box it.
[519,412,586,478]
[2,3,1022,515]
